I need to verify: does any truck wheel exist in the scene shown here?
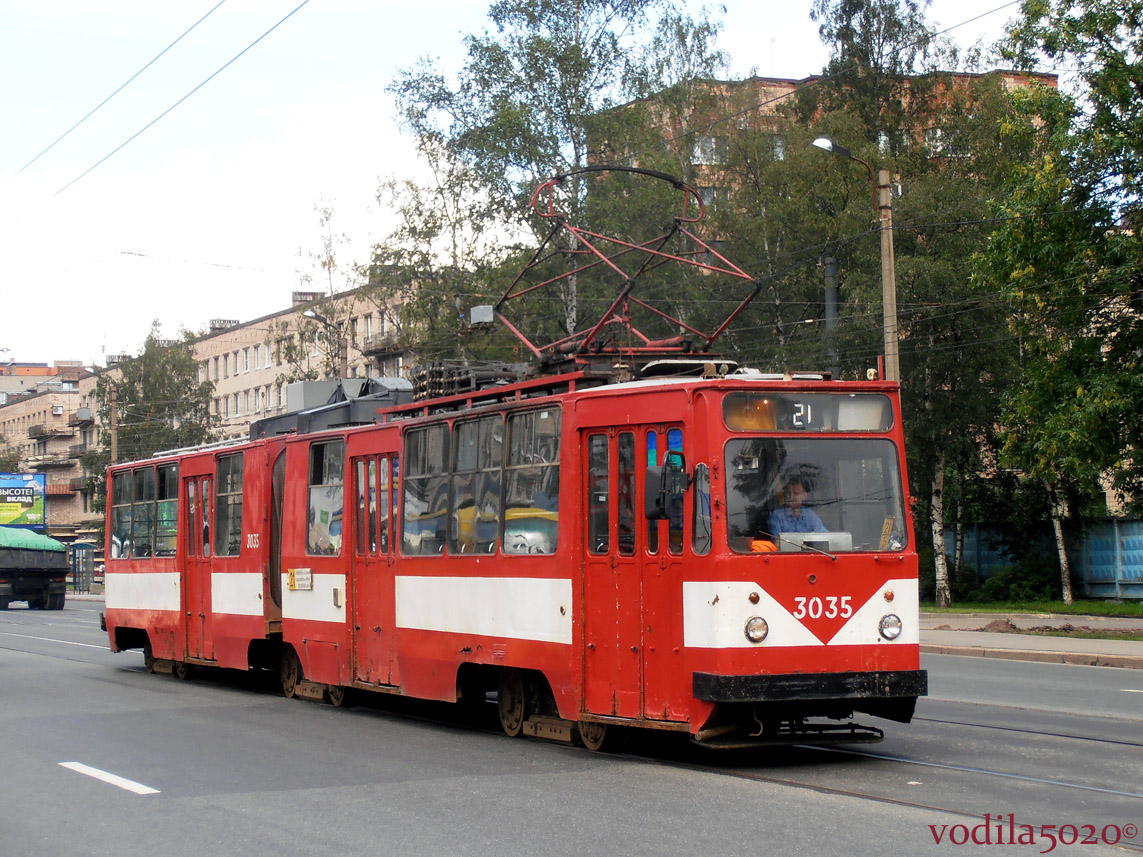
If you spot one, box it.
[48,594,65,610]
[30,596,48,610]
[0,598,9,610]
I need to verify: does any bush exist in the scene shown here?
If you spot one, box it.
[962,555,1060,602]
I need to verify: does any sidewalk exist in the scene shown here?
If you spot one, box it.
[920,611,1143,669]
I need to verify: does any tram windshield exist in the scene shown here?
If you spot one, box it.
[724,437,907,553]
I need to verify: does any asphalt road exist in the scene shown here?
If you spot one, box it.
[3,601,1141,857]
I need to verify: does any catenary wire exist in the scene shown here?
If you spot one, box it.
[55,0,312,195]
[17,1,228,175]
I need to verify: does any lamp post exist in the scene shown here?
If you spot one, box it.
[302,309,348,379]
[812,137,900,383]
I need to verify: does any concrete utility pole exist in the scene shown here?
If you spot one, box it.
[823,256,839,380]
[812,138,901,383]
[109,386,118,464]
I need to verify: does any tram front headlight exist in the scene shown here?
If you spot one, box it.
[879,614,903,641]
[744,616,769,643]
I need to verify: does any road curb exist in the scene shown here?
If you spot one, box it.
[920,644,1143,670]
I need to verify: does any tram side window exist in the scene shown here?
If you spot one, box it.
[617,433,635,556]
[215,453,244,557]
[308,440,345,556]
[586,434,609,554]
[646,431,659,554]
[186,480,197,557]
[131,467,157,558]
[110,472,133,559]
[355,459,374,555]
[155,463,179,557]
[503,409,560,555]
[451,416,503,554]
[403,426,449,555]
[692,463,712,556]
[666,428,684,555]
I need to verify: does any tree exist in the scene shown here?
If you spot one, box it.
[979,0,1143,600]
[83,323,215,511]
[0,436,19,472]
[389,0,727,338]
[716,1,1038,604]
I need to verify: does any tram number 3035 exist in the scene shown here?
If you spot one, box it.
[793,596,853,619]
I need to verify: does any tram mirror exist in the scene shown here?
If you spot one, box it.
[645,450,690,520]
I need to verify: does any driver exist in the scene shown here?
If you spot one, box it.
[767,475,827,534]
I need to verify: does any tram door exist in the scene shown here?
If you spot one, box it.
[582,430,642,718]
[350,454,398,686]
[183,474,214,660]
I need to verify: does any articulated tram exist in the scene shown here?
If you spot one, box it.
[103,167,925,748]
[103,365,925,748]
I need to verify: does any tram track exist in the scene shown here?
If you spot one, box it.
[914,714,1143,750]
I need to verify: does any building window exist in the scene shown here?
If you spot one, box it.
[692,135,727,165]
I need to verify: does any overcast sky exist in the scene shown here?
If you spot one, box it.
[0,0,1022,367]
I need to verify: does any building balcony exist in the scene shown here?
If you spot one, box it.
[362,331,404,356]
[29,423,73,439]
[69,443,87,458]
[46,482,75,496]
[68,407,94,427]
[28,454,74,469]
[68,476,88,491]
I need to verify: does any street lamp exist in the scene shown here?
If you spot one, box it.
[302,309,348,379]
[812,137,900,383]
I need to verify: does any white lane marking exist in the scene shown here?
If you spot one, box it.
[0,631,107,650]
[1122,689,1143,693]
[59,762,160,795]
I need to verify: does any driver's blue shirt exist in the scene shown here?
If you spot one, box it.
[768,505,826,534]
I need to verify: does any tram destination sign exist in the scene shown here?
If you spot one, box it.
[0,472,47,530]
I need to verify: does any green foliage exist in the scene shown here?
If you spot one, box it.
[981,0,1143,514]
[93,323,215,502]
[0,435,20,472]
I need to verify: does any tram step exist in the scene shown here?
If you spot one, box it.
[522,716,576,744]
[152,659,175,675]
[293,680,329,702]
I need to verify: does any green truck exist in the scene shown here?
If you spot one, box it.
[0,527,68,610]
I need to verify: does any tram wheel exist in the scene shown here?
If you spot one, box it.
[327,685,347,707]
[143,639,155,674]
[497,668,528,737]
[173,661,190,680]
[280,648,301,698]
[578,721,611,752]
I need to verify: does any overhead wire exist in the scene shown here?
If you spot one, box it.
[55,0,312,195]
[17,0,228,175]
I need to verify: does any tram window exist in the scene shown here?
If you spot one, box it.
[308,440,345,556]
[403,425,449,555]
[215,453,244,557]
[693,463,712,556]
[646,431,659,554]
[155,463,179,557]
[186,480,197,557]
[503,410,560,555]
[110,471,133,559]
[667,429,684,555]
[724,437,907,553]
[201,480,211,558]
[131,467,157,558]
[587,434,609,554]
[378,457,391,553]
[451,416,503,554]
[354,459,371,556]
[617,433,635,556]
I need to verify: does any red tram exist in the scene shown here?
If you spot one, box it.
[103,169,926,748]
